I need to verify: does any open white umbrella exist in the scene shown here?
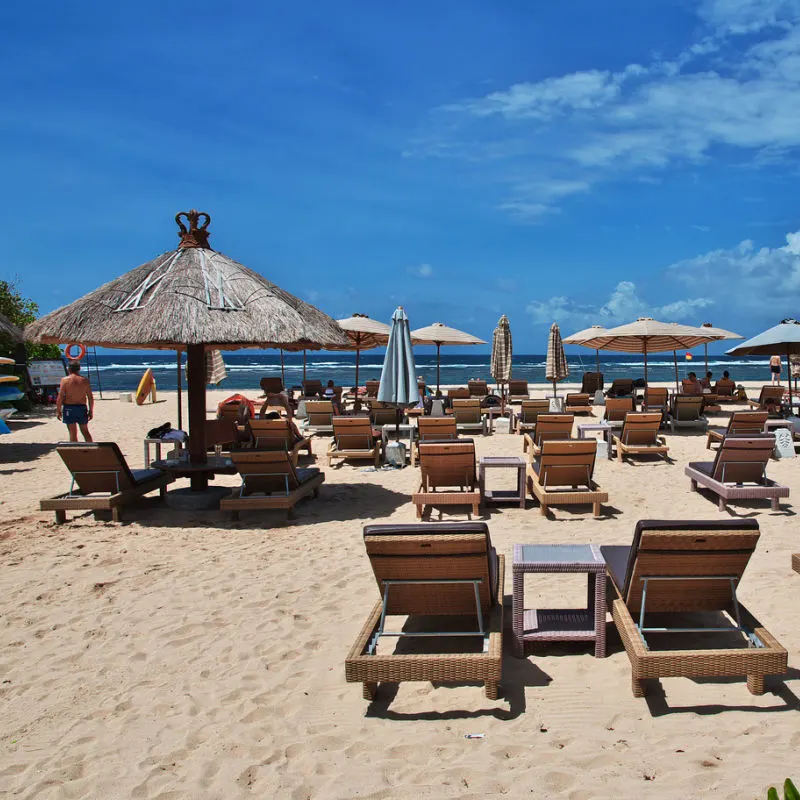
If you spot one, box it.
[545,323,569,396]
[699,322,743,376]
[563,324,610,374]
[410,322,486,394]
[330,314,391,393]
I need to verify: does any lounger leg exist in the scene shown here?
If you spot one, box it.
[771,498,780,511]
[473,502,480,517]
[55,509,67,525]
[112,507,122,522]
[159,486,167,499]
[631,676,646,698]
[287,508,296,521]
[705,435,712,450]
[689,479,697,492]
[616,447,624,463]
[593,500,601,518]
[415,503,423,519]
[363,682,378,701]
[539,502,547,516]
[747,674,766,695]
[484,681,499,700]
[718,496,726,512]
[230,511,240,522]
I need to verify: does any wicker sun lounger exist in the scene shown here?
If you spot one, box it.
[685,434,788,512]
[526,439,607,517]
[412,417,458,466]
[345,521,504,702]
[609,412,669,462]
[327,417,382,467]
[507,380,530,403]
[603,397,635,429]
[369,402,400,427]
[668,395,708,433]
[248,418,312,465]
[260,377,285,395]
[714,379,737,402]
[642,387,668,414]
[451,398,488,435]
[601,519,787,698]
[581,372,604,394]
[301,379,325,398]
[413,440,481,518]
[748,385,785,411]
[41,442,174,523]
[220,450,324,521]
[364,380,381,398]
[564,393,592,414]
[303,400,335,435]
[522,413,574,457]
[606,379,635,398]
[513,399,550,435]
[447,387,470,400]
[706,411,769,450]
[468,379,489,397]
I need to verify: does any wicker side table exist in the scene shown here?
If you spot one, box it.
[512,543,607,658]
[478,456,526,509]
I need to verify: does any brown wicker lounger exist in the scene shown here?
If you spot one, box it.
[220,450,324,520]
[706,411,768,450]
[248,418,312,466]
[411,417,458,466]
[685,434,788,512]
[601,519,787,698]
[522,413,574,458]
[606,379,635,398]
[468,379,489,397]
[581,372,603,394]
[564,393,592,414]
[642,387,668,413]
[42,442,174,523]
[327,417,382,467]
[526,439,608,517]
[303,400,335,435]
[608,412,669,462]
[603,397,635,430]
[451,399,488,435]
[507,379,530,403]
[668,395,708,433]
[413,440,481,518]
[714,380,737,402]
[513,399,549,435]
[345,522,504,702]
[747,385,785,411]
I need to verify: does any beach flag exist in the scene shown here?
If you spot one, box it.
[685,352,693,360]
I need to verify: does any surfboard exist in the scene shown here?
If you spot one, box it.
[135,368,157,405]
[0,357,14,365]
[0,374,19,384]
[0,386,24,401]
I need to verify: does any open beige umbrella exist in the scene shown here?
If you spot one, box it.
[545,322,569,396]
[327,314,391,392]
[699,322,743,375]
[563,324,610,374]
[410,321,486,393]
[26,210,348,490]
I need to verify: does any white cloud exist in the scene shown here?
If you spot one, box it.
[525,280,712,328]
[697,0,800,34]
[407,263,434,278]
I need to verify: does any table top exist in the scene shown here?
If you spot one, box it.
[152,456,235,474]
[577,422,611,430]
[513,543,604,568]
[480,456,526,467]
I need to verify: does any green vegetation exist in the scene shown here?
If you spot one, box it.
[767,779,799,800]
[0,278,61,362]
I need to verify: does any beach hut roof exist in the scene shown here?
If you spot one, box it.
[0,312,22,342]
[326,314,391,351]
[410,322,486,346]
[24,210,349,352]
[589,317,720,353]
[726,319,800,356]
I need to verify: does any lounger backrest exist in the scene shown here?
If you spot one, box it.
[217,402,242,422]
[757,385,784,406]
[418,417,457,441]
[418,441,476,489]
[672,395,704,420]
[710,435,774,484]
[363,522,496,614]
[448,387,470,399]
[452,398,482,423]
[333,417,375,450]
[619,412,662,445]
[581,372,604,393]
[508,380,529,397]
[565,393,591,407]
[231,450,299,495]
[305,401,334,427]
[533,414,574,447]
[260,377,284,394]
[302,379,324,396]
[715,379,735,396]
[519,399,550,424]
[727,411,769,435]
[369,402,398,426]
[205,419,237,449]
[537,439,596,487]
[608,379,634,396]
[57,443,136,494]
[613,519,759,613]
[468,380,488,397]
[604,397,634,422]
[681,379,703,396]
[248,419,294,451]
[644,387,668,407]
[365,380,381,397]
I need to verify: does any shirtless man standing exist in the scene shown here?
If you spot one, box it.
[56,361,94,442]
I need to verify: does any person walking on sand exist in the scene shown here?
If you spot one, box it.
[770,354,782,385]
[56,361,94,442]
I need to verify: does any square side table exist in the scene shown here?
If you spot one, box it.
[479,456,526,509]
[512,543,606,658]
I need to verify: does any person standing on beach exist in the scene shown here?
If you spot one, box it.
[770,354,782,385]
[56,361,94,442]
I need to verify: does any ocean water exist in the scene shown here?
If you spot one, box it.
[76,352,779,394]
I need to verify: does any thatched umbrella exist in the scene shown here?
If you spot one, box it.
[0,312,22,343]
[410,322,486,394]
[26,210,349,489]
[545,323,569,397]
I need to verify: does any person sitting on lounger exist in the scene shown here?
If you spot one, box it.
[683,372,702,395]
[714,370,735,394]
[263,411,306,443]
[701,371,713,390]
[324,380,344,415]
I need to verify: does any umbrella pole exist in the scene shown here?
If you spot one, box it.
[303,349,307,381]
[673,350,679,393]
[787,344,792,411]
[643,340,648,387]
[354,347,361,412]
[186,344,208,490]
[280,349,285,385]
[436,343,441,394]
[704,343,708,377]
[176,350,183,431]
[595,348,600,374]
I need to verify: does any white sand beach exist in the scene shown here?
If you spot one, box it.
[1,385,799,799]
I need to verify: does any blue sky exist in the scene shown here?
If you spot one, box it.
[2,0,800,354]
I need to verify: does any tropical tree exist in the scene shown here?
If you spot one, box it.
[0,279,61,361]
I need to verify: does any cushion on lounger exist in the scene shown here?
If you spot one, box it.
[296,467,321,484]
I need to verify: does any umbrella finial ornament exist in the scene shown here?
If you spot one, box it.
[175,210,212,249]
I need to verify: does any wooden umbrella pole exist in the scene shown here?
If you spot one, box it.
[595,348,600,374]
[787,344,792,409]
[643,339,648,388]
[436,343,441,394]
[704,343,708,376]
[280,348,285,385]
[176,350,183,431]
[303,349,307,381]
[673,350,679,392]
[186,344,208,491]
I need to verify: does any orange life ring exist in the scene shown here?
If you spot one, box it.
[65,343,87,360]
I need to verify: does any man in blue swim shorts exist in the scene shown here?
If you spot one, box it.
[56,360,94,442]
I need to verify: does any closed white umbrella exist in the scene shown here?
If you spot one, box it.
[491,315,512,404]
[411,322,486,393]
